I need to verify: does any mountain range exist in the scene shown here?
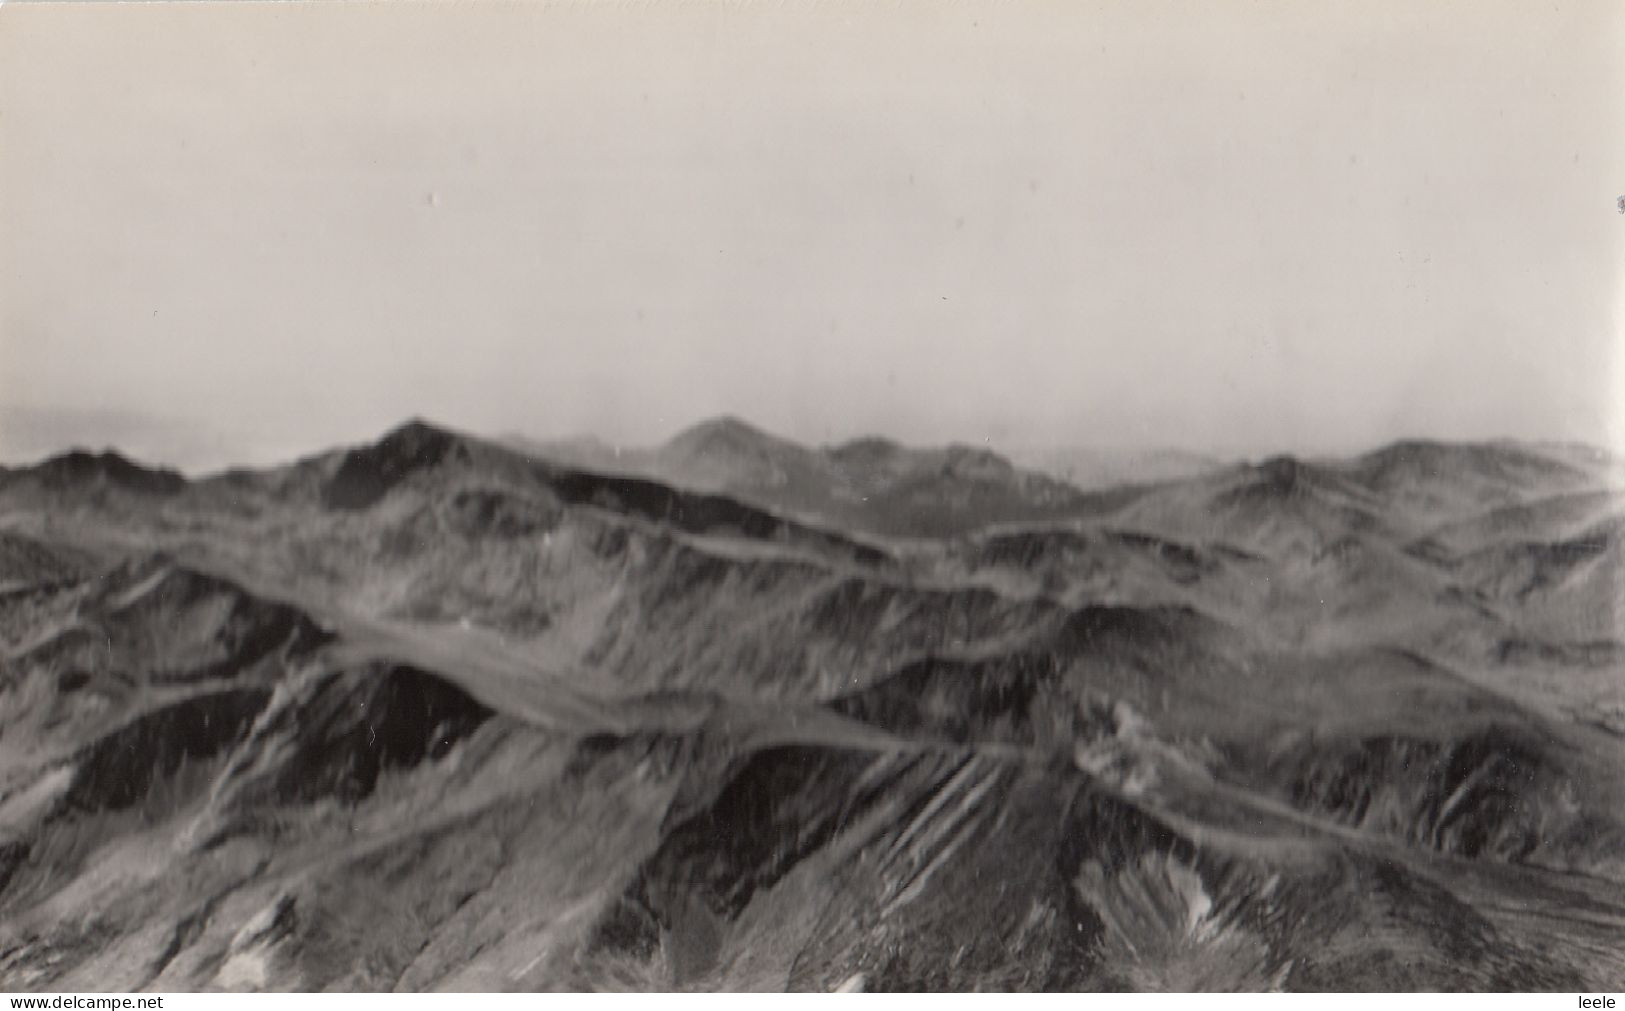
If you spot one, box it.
[0,417,1621,990]
[502,416,1173,539]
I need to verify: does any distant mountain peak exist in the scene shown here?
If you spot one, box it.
[827,436,905,462]
[1353,438,1591,493]
[656,416,811,491]
[1254,454,1309,493]
[939,443,1018,481]
[322,418,473,510]
[380,417,462,447]
[25,448,187,496]
[665,415,780,451]
[1211,453,1379,514]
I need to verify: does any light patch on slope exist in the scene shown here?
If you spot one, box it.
[1074,853,1289,992]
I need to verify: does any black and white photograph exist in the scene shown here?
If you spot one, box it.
[0,0,1622,994]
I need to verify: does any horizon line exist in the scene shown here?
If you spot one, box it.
[1,409,1616,480]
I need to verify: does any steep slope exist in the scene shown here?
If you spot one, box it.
[570,730,1622,991]
[0,531,99,594]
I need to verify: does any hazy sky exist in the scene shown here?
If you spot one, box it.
[2,0,1621,470]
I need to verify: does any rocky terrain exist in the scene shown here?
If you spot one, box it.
[0,418,1621,991]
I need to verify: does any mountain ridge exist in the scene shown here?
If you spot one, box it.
[1,415,1622,989]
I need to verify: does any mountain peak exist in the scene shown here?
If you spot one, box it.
[826,436,906,466]
[1209,453,1374,512]
[665,415,777,450]
[939,443,1019,482]
[655,416,811,492]
[1255,454,1309,492]
[25,448,187,496]
[322,418,473,510]
[1352,438,1590,495]
[380,417,461,446]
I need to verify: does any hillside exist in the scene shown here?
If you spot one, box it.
[0,421,1621,991]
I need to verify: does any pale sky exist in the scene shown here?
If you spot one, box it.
[2,0,1622,471]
